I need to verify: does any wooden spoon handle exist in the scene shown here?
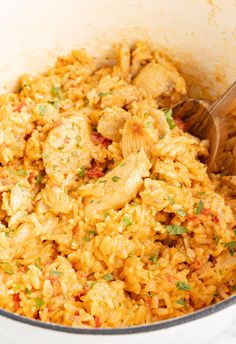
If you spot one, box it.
[210,81,236,117]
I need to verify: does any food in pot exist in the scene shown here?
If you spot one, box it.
[0,41,235,328]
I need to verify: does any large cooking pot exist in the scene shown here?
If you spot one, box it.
[0,1,235,343]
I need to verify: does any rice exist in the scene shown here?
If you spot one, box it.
[0,41,235,328]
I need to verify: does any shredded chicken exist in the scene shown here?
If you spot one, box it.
[132,61,186,99]
[97,107,131,142]
[80,149,151,217]
[42,115,93,182]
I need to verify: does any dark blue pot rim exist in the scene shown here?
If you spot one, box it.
[0,294,235,335]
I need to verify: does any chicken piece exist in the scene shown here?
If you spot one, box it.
[41,182,74,214]
[2,182,33,216]
[121,109,170,158]
[132,61,186,99]
[80,149,151,217]
[97,107,131,142]
[42,115,93,182]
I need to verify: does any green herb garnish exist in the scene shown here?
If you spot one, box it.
[144,121,152,128]
[35,297,45,310]
[177,208,186,217]
[103,273,113,281]
[234,228,236,236]
[122,215,132,227]
[78,167,85,178]
[176,281,192,291]
[17,169,27,177]
[38,104,47,116]
[232,285,236,291]
[195,200,204,215]
[51,86,61,98]
[36,174,42,184]
[25,288,32,295]
[168,195,175,205]
[176,298,188,308]
[223,241,236,256]
[149,255,158,263]
[166,225,187,235]
[50,270,63,276]
[35,257,42,270]
[163,108,176,129]
[98,92,112,97]
[112,176,120,182]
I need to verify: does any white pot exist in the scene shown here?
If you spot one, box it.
[0,1,235,343]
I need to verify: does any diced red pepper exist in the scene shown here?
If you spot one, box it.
[212,216,219,223]
[28,172,35,184]
[13,294,21,311]
[201,208,211,215]
[94,315,101,328]
[91,132,111,148]
[87,162,104,179]
[15,101,26,113]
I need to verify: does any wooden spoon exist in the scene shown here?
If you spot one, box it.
[172,81,236,173]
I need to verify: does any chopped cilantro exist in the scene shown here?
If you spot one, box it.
[35,297,45,310]
[223,241,236,256]
[168,195,175,205]
[176,281,192,291]
[232,285,236,291]
[90,281,99,288]
[25,288,32,295]
[51,86,61,98]
[112,176,120,182]
[122,215,132,227]
[149,255,158,263]
[36,174,42,184]
[4,267,14,275]
[103,273,113,281]
[120,163,126,167]
[213,235,220,244]
[166,225,187,235]
[71,151,78,157]
[144,121,152,128]
[176,298,187,308]
[98,92,112,97]
[198,192,206,196]
[98,180,107,184]
[83,236,90,242]
[38,104,47,116]
[50,270,63,276]
[78,167,85,178]
[35,257,42,270]
[162,108,176,129]
[177,208,186,217]
[17,169,27,177]
[195,200,204,215]
[15,284,21,290]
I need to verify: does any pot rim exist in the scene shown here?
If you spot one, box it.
[0,294,235,335]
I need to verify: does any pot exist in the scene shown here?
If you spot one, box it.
[0,0,235,343]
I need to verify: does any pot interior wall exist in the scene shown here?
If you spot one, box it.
[0,0,236,97]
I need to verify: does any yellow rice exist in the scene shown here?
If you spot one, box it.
[0,41,235,328]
